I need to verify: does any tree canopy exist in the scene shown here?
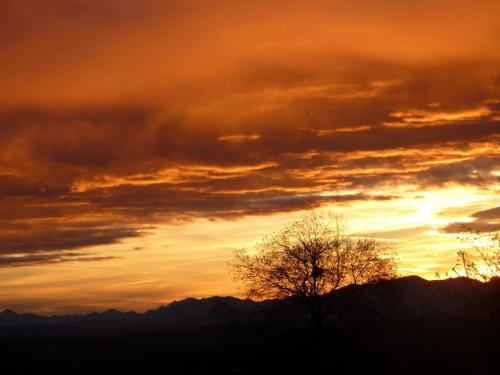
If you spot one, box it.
[232,211,397,300]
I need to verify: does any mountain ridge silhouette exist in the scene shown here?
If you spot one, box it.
[1,275,496,327]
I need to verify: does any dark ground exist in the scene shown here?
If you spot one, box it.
[1,276,498,374]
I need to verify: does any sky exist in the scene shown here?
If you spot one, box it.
[0,0,499,314]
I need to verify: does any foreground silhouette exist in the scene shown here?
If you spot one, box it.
[1,276,498,375]
[232,212,397,369]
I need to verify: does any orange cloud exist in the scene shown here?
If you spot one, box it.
[0,0,499,312]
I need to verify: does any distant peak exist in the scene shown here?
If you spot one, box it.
[1,309,18,316]
[169,297,199,305]
[104,308,121,314]
[398,275,427,282]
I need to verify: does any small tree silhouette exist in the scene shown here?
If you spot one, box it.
[453,231,499,282]
[451,230,499,318]
[231,211,397,368]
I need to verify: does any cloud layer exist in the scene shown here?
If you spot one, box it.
[0,0,499,267]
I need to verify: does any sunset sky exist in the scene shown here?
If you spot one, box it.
[0,0,499,314]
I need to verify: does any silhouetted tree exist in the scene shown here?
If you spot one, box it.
[231,211,397,368]
[451,230,499,318]
[453,231,499,282]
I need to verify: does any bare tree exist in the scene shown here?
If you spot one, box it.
[231,211,397,366]
[451,230,499,317]
[452,231,499,282]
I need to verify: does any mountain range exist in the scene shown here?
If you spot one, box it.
[1,276,497,327]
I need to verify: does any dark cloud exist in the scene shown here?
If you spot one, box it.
[440,206,500,234]
[0,220,145,256]
[441,221,500,234]
[74,182,399,219]
[0,253,120,268]
[472,206,500,220]
[0,99,498,264]
[414,156,500,187]
[1,102,498,173]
